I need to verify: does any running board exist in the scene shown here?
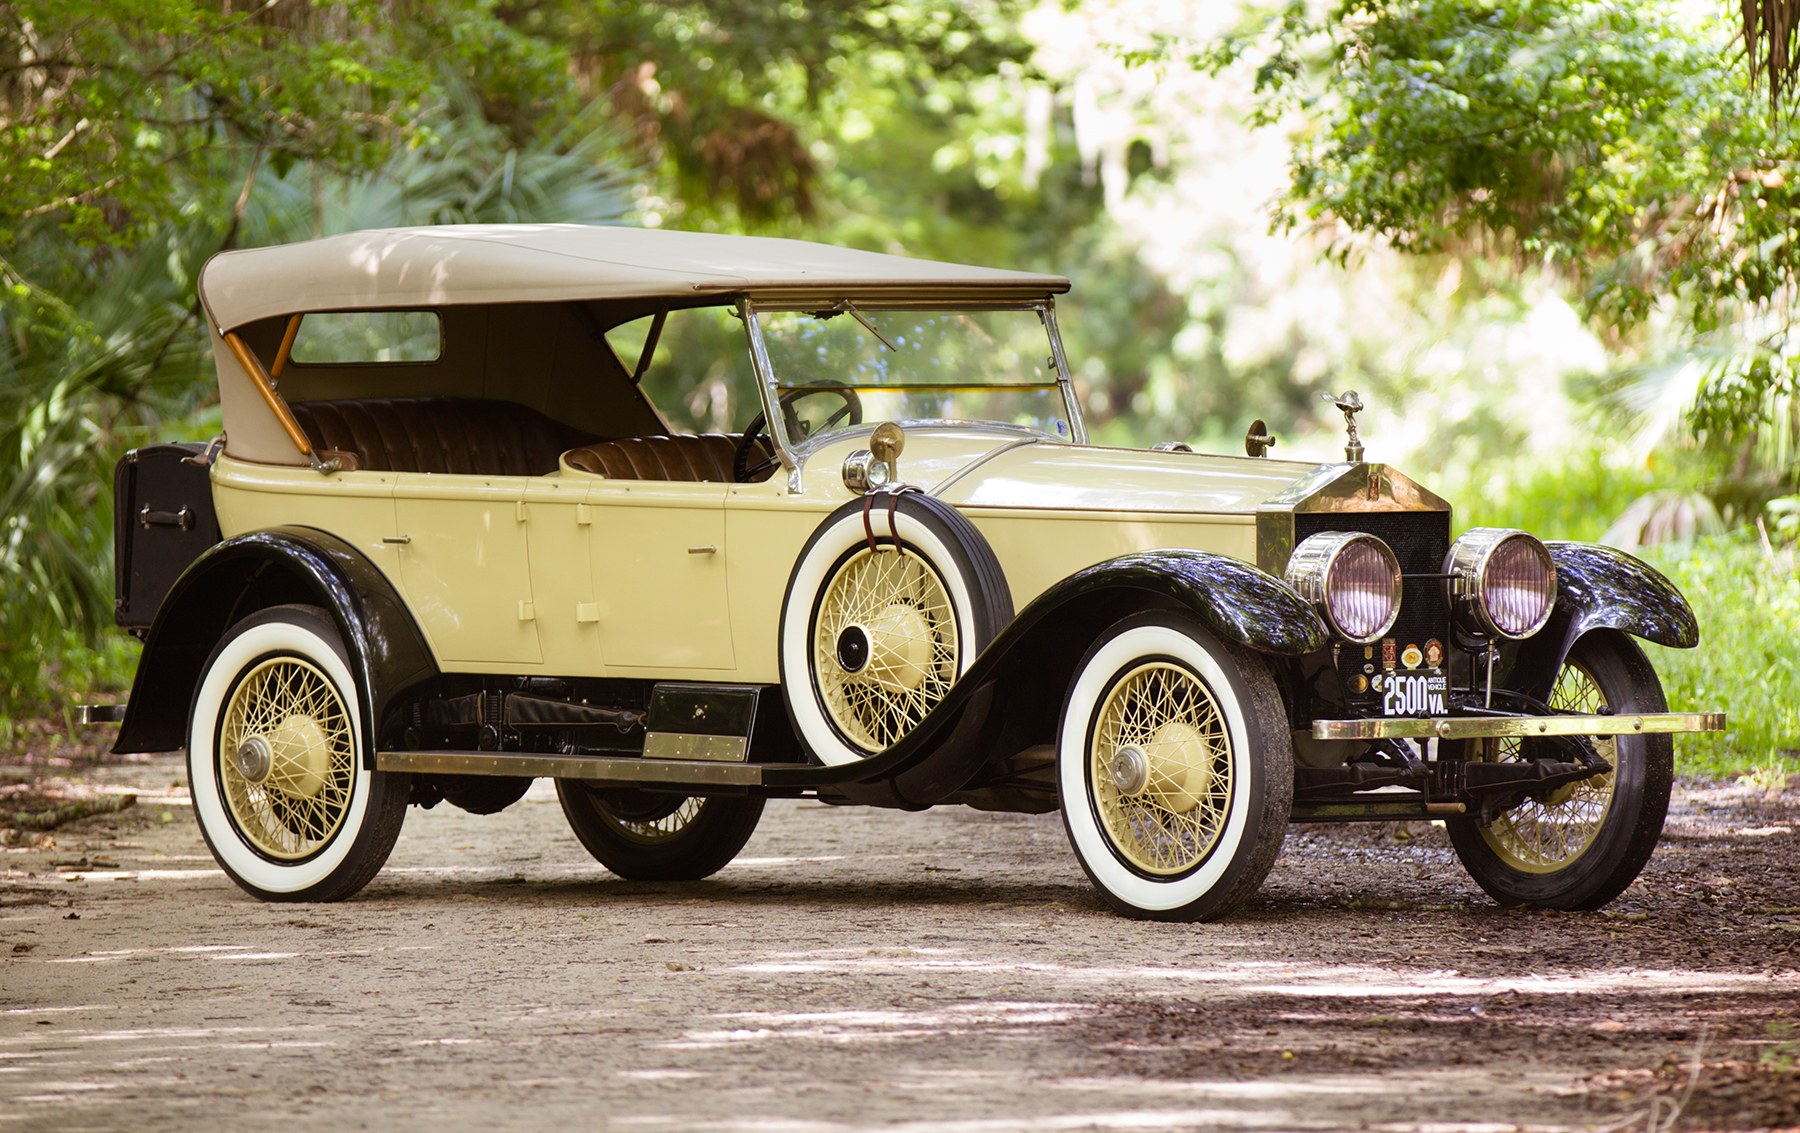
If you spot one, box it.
[377,750,765,788]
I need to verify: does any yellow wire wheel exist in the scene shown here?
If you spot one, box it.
[780,495,1011,766]
[556,785,766,881]
[1447,632,1674,910]
[812,545,960,752]
[1058,612,1293,922]
[218,655,357,860]
[1475,660,1615,873]
[187,605,409,901]
[1089,661,1234,876]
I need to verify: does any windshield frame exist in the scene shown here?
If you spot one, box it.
[738,297,1085,492]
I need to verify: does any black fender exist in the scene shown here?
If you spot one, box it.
[113,526,438,766]
[1509,541,1698,700]
[785,549,1325,807]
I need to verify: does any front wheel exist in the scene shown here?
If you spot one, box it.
[1447,632,1673,910]
[187,605,409,901]
[556,784,765,881]
[1058,612,1293,922]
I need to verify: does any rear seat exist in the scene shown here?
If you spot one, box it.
[287,397,594,476]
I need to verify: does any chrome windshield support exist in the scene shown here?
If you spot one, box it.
[1312,711,1726,742]
[1041,301,1087,445]
[738,298,804,494]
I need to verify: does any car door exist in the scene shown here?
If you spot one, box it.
[585,479,736,673]
[392,473,542,667]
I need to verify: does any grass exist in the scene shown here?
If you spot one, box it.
[1450,449,1798,779]
[1644,538,1800,779]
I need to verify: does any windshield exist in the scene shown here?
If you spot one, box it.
[750,304,1075,445]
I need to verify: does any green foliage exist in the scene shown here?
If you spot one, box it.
[536,0,1033,229]
[1644,538,1800,778]
[1198,0,1798,488]
[0,0,582,246]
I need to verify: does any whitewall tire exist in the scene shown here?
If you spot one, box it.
[1058,612,1292,921]
[187,605,408,901]
[779,496,1010,766]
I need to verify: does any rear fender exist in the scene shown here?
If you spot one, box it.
[113,527,437,766]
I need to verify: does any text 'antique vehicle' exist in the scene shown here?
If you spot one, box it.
[100,225,1724,920]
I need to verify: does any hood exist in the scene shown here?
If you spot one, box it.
[929,440,1321,515]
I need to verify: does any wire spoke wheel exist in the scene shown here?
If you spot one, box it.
[218,656,357,860]
[1448,632,1673,910]
[188,605,408,901]
[1476,662,1615,873]
[812,546,959,752]
[781,495,1010,768]
[1058,614,1292,922]
[1091,662,1234,876]
[557,785,764,881]
[603,795,705,844]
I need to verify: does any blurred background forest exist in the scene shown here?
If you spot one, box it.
[1,0,1795,776]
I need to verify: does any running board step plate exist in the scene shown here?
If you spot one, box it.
[376,750,764,787]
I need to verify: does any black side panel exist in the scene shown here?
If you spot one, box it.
[112,444,222,629]
[113,527,438,761]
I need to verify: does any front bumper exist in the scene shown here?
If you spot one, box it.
[1312,711,1726,742]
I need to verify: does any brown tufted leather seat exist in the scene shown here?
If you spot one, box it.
[562,434,769,482]
[288,397,594,476]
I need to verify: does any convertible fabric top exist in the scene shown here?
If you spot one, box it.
[200,224,1072,330]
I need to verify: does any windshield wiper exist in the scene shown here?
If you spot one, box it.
[832,300,897,352]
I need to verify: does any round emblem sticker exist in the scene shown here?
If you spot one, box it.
[1424,638,1444,668]
[1400,644,1424,670]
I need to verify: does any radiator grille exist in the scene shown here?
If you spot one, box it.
[1293,510,1451,704]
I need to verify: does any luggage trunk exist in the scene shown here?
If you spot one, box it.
[113,443,221,631]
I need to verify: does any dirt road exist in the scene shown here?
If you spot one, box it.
[4,752,1798,1132]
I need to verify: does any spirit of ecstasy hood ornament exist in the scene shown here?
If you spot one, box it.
[1323,390,1365,463]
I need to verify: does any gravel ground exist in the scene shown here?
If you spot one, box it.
[3,750,1798,1133]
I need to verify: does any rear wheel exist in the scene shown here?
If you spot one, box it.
[1058,612,1292,921]
[556,784,764,881]
[1448,632,1673,909]
[187,605,408,901]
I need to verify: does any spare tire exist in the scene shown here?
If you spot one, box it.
[778,493,1011,766]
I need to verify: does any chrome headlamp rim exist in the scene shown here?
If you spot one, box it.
[1283,531,1403,645]
[840,449,891,494]
[1445,528,1557,640]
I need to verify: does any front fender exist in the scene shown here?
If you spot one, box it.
[790,549,1325,806]
[1509,541,1699,700]
[113,527,437,763]
[1033,549,1329,656]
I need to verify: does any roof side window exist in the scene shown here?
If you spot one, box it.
[607,306,757,434]
[290,310,442,365]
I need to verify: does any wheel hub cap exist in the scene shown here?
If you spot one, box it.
[265,713,332,798]
[1110,745,1150,795]
[865,602,933,692]
[234,736,273,783]
[835,625,872,674]
[1142,720,1212,814]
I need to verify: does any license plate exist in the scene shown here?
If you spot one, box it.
[1382,672,1447,717]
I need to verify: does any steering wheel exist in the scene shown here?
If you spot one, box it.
[733,384,863,482]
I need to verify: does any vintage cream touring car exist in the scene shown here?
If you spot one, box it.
[102,224,1723,920]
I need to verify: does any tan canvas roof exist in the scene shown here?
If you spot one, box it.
[199,224,1071,331]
